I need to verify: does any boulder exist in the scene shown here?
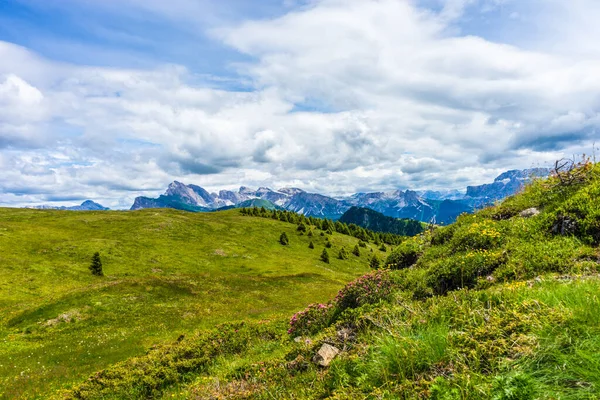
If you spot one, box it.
[519,208,540,218]
[313,343,340,367]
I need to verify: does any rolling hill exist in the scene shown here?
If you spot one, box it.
[0,208,382,398]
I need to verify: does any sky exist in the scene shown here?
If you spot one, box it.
[0,0,599,208]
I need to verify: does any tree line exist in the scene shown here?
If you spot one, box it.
[240,207,406,245]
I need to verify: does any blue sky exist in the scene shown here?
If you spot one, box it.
[0,0,599,208]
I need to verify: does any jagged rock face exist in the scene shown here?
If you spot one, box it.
[128,168,549,223]
[466,168,551,201]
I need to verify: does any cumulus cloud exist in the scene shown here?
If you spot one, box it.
[0,0,599,207]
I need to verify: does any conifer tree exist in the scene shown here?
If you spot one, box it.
[309,241,315,249]
[297,222,307,232]
[89,252,104,276]
[320,248,330,264]
[325,239,332,248]
[279,232,290,245]
[370,254,380,269]
[353,244,361,257]
[338,247,349,260]
[379,243,387,252]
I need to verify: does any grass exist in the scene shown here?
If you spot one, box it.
[0,208,378,398]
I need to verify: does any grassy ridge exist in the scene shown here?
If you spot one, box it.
[0,208,378,398]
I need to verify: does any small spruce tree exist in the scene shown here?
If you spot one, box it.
[307,229,314,237]
[297,222,307,232]
[358,240,367,248]
[370,254,381,269]
[353,244,361,257]
[325,239,332,248]
[89,252,104,276]
[279,232,290,245]
[338,247,349,260]
[379,243,387,252]
[309,241,315,249]
[320,248,330,264]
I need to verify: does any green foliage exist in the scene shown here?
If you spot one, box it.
[89,252,103,276]
[358,240,367,248]
[320,248,330,264]
[308,241,315,249]
[338,247,349,260]
[352,244,360,257]
[369,254,381,269]
[325,239,332,248]
[379,243,387,252]
[491,373,536,400]
[279,232,289,245]
[386,239,420,270]
[297,222,307,233]
[334,270,393,311]
[287,303,334,336]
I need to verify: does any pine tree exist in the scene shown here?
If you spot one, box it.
[358,240,367,248]
[297,222,307,232]
[379,243,387,252]
[307,229,314,237]
[325,239,332,248]
[320,248,330,264]
[279,232,289,245]
[353,244,361,257]
[308,241,315,249]
[370,255,380,269]
[338,247,349,260]
[89,252,104,276]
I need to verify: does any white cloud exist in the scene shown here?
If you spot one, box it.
[1,0,599,207]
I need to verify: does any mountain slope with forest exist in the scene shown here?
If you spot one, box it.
[339,206,426,236]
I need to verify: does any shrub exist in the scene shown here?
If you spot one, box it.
[491,373,536,400]
[338,247,349,260]
[321,249,330,264]
[287,303,334,336]
[369,255,381,269]
[307,229,314,237]
[279,232,289,245]
[358,241,367,248]
[89,252,103,276]
[450,219,504,252]
[325,239,332,248]
[386,239,420,270]
[297,222,307,233]
[427,250,506,294]
[308,241,315,249]
[379,243,387,252]
[353,244,360,257]
[334,270,394,311]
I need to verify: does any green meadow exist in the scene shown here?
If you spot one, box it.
[0,208,377,398]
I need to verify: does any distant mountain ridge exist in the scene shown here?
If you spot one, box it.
[339,207,425,236]
[130,168,551,223]
[27,200,109,211]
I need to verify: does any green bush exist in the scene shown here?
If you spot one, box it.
[491,373,536,400]
[279,232,290,245]
[334,270,393,311]
[338,247,349,260]
[287,303,334,336]
[427,250,506,294]
[386,239,420,269]
[449,218,504,252]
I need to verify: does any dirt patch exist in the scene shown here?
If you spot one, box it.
[214,249,227,256]
[44,310,81,326]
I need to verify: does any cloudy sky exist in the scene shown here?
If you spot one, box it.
[1,0,599,208]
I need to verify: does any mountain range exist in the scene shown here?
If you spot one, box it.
[130,168,551,224]
[26,200,109,211]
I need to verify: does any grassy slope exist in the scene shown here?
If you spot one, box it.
[0,208,378,398]
[55,163,600,399]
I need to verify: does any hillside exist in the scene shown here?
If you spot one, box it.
[339,206,425,236]
[52,161,600,399]
[0,208,384,398]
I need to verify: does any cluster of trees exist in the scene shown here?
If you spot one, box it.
[240,207,405,245]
